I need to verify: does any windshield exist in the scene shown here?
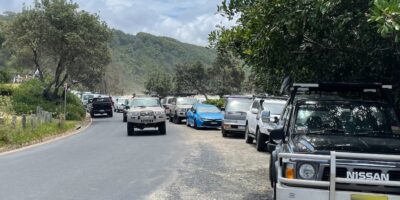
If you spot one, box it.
[130,99,160,107]
[198,106,220,113]
[263,102,285,115]
[83,94,94,100]
[295,102,400,137]
[226,99,252,112]
[177,98,198,105]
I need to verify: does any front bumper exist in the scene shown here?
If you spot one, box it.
[222,120,246,132]
[276,182,400,200]
[92,109,112,114]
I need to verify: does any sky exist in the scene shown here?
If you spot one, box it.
[0,0,236,46]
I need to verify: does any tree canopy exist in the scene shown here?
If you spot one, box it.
[211,0,400,96]
[3,0,111,99]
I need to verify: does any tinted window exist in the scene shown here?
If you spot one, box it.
[93,97,111,103]
[226,99,253,112]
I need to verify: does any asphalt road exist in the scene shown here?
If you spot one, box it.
[0,113,271,200]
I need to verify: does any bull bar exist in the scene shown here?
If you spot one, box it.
[277,151,400,200]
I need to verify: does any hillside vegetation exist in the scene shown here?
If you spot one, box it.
[107,30,216,93]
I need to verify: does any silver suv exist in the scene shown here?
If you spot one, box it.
[126,97,166,136]
[245,97,286,151]
[169,97,198,124]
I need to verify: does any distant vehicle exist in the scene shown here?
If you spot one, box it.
[122,98,133,122]
[126,97,166,136]
[169,97,198,124]
[87,97,113,118]
[269,83,400,200]
[221,96,253,138]
[186,104,223,129]
[81,92,94,108]
[115,97,129,112]
[245,97,286,151]
[161,96,174,117]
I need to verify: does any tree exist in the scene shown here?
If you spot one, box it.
[4,0,111,99]
[144,71,173,98]
[211,0,400,95]
[210,49,246,96]
[174,62,211,99]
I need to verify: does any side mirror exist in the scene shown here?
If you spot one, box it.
[251,108,259,114]
[269,128,284,141]
[125,106,130,110]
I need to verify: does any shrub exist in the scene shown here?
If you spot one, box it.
[12,80,85,120]
[204,99,225,109]
[0,84,16,96]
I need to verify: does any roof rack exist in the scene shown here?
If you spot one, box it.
[253,94,288,100]
[292,83,392,91]
[223,95,253,99]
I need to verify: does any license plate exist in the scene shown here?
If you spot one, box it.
[142,120,152,123]
[210,122,218,125]
[351,194,388,200]
[238,125,245,129]
[99,109,105,113]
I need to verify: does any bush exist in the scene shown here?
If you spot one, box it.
[0,70,11,83]
[204,99,225,109]
[12,80,85,120]
[0,84,16,96]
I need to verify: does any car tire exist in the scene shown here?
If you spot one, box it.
[194,119,199,130]
[158,122,166,135]
[123,115,127,122]
[173,114,179,124]
[186,118,190,127]
[127,122,135,136]
[221,128,228,137]
[245,125,253,144]
[169,115,173,122]
[108,111,113,118]
[256,129,267,152]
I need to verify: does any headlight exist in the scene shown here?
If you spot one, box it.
[298,163,316,180]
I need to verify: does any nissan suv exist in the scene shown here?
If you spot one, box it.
[169,97,198,124]
[126,97,166,136]
[245,96,286,151]
[268,83,400,200]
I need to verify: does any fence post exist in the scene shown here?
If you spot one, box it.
[31,114,36,130]
[21,114,26,129]
[12,115,16,128]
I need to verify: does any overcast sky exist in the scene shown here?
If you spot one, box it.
[0,0,236,46]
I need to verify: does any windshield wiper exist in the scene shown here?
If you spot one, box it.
[305,128,346,135]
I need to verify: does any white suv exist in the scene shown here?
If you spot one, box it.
[126,97,166,136]
[245,97,287,151]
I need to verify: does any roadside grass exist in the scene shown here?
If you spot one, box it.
[0,119,78,149]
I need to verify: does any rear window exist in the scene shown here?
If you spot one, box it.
[93,98,111,103]
[226,99,253,112]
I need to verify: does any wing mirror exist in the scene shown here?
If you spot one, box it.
[125,105,130,110]
[251,108,259,114]
[269,128,284,141]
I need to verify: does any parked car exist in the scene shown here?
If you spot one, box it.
[122,98,133,122]
[221,96,253,137]
[269,82,400,200]
[81,92,94,108]
[87,97,113,118]
[161,96,174,118]
[126,97,166,136]
[115,98,128,112]
[245,97,287,151]
[169,97,198,124]
[186,104,223,129]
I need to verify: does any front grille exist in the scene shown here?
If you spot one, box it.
[140,111,154,116]
[321,166,400,194]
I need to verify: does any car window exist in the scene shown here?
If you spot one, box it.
[226,99,253,112]
[93,98,111,103]
[263,102,285,115]
[197,106,220,113]
[177,98,198,105]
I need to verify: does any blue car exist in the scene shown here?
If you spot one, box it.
[186,104,224,129]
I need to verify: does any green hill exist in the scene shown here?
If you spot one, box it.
[108,30,216,93]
